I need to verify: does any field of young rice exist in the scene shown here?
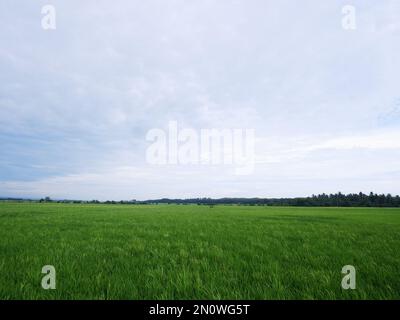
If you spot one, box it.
[0,203,399,300]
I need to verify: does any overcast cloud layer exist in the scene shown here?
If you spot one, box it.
[1,0,400,200]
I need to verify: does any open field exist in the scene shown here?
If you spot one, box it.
[0,202,399,300]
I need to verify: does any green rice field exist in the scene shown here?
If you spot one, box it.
[0,202,399,300]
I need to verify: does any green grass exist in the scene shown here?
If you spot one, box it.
[0,202,399,300]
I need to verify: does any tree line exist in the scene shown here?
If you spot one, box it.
[2,192,400,207]
[136,192,400,207]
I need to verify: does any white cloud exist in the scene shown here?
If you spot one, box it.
[308,129,400,150]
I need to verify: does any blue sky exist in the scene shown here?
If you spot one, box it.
[1,0,400,200]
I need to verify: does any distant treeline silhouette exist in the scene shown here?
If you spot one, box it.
[2,192,400,207]
[134,192,400,207]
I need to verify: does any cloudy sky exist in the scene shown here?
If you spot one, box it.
[1,0,400,200]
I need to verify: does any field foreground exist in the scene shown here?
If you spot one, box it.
[0,203,399,300]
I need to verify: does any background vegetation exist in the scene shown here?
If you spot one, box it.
[2,192,400,207]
